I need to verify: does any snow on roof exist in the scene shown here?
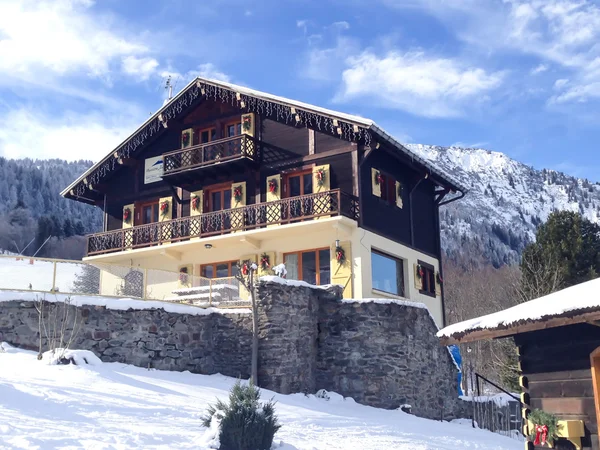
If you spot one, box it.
[0,290,251,316]
[437,277,600,341]
[62,77,466,198]
[259,275,339,290]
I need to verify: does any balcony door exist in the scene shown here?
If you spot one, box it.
[203,184,232,235]
[223,120,242,158]
[135,201,159,226]
[284,170,313,220]
[134,200,159,247]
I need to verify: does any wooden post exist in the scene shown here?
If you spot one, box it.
[51,261,58,293]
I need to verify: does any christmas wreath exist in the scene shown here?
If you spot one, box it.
[527,409,558,447]
[181,131,191,147]
[242,115,252,131]
[233,185,243,203]
[123,207,131,224]
[268,178,278,194]
[316,168,326,187]
[191,195,200,211]
[335,245,346,264]
[374,170,384,185]
[160,201,169,217]
[260,253,270,271]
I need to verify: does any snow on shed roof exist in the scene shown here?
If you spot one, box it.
[437,277,600,344]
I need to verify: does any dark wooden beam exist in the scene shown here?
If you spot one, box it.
[117,157,137,167]
[439,309,600,346]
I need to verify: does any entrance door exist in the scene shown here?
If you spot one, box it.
[284,170,313,220]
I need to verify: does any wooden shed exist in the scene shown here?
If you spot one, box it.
[438,278,600,450]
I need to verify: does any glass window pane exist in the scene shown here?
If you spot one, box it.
[302,251,317,285]
[201,131,209,143]
[372,251,402,296]
[224,190,232,209]
[152,205,159,223]
[212,192,221,211]
[231,264,240,278]
[289,176,301,197]
[202,265,214,278]
[210,129,216,140]
[143,206,151,224]
[236,123,242,135]
[319,249,330,285]
[216,263,229,278]
[303,173,313,194]
[284,253,299,280]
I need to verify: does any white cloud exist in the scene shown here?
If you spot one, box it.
[336,51,504,118]
[121,56,160,81]
[554,78,569,90]
[399,0,600,105]
[0,108,136,161]
[530,64,548,75]
[0,0,151,80]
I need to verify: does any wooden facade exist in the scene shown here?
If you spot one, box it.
[63,77,463,322]
[517,324,600,449]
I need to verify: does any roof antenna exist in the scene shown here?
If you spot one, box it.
[165,76,173,101]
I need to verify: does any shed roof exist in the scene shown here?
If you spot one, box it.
[437,278,600,345]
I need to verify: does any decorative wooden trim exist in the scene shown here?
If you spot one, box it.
[308,129,315,155]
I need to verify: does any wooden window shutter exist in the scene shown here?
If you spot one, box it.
[231,182,246,208]
[122,203,134,229]
[331,241,353,298]
[371,168,382,197]
[313,164,330,193]
[181,128,194,149]
[413,263,423,291]
[159,196,173,222]
[395,181,403,209]
[241,113,255,137]
[190,190,203,216]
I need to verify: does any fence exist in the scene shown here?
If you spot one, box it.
[471,373,524,441]
[0,255,249,308]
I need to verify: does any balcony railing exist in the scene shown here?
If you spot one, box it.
[162,134,258,177]
[87,190,359,256]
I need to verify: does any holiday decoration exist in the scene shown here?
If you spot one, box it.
[242,115,252,131]
[181,131,191,147]
[527,409,558,447]
[416,264,424,279]
[233,185,243,203]
[123,208,131,224]
[268,178,278,194]
[335,245,346,264]
[191,195,200,211]
[160,201,169,217]
[316,168,326,187]
[374,170,384,185]
[74,80,372,199]
[260,253,270,271]
[241,261,250,276]
[436,272,443,285]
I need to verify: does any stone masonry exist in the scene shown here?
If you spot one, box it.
[0,281,461,420]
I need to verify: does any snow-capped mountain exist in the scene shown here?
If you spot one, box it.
[407,144,600,267]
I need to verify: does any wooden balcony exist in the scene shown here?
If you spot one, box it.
[86,190,360,257]
[162,135,258,183]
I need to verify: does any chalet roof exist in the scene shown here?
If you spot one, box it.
[437,278,600,345]
[60,77,467,201]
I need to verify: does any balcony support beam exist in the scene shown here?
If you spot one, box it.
[160,249,182,261]
[240,236,261,250]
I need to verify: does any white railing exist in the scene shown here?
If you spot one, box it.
[0,255,249,308]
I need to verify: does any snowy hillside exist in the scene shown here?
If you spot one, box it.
[408,144,600,267]
[0,345,521,450]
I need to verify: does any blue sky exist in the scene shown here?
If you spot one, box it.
[1,0,600,180]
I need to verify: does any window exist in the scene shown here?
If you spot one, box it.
[200,260,239,279]
[284,170,313,198]
[135,200,159,225]
[224,121,242,137]
[418,260,436,297]
[371,250,405,297]
[198,127,216,145]
[284,248,330,285]
[379,172,397,206]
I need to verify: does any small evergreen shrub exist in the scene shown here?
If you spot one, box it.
[202,381,281,450]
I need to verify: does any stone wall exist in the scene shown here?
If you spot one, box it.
[316,298,460,420]
[0,282,461,419]
[0,300,252,378]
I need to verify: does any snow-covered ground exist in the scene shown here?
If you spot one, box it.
[0,255,82,293]
[0,346,521,450]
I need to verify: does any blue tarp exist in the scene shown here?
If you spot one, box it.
[448,345,463,395]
